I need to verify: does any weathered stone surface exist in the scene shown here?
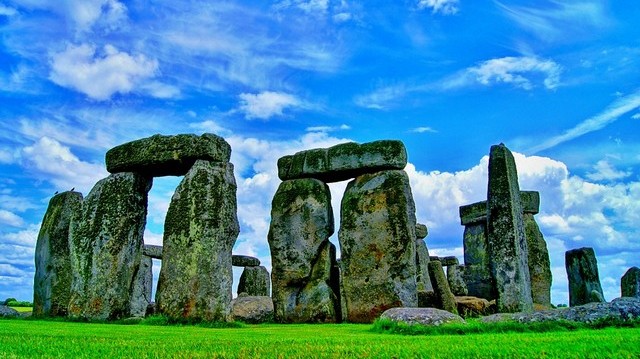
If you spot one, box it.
[460,200,493,300]
[68,173,151,320]
[622,267,640,298]
[520,191,540,214]
[33,191,83,317]
[486,144,533,313]
[418,290,438,308]
[130,255,152,317]
[447,265,468,296]
[481,297,640,324]
[428,261,457,314]
[380,307,465,326]
[238,266,270,297]
[565,247,605,307]
[232,255,260,267]
[459,201,486,226]
[524,211,552,308]
[440,256,459,267]
[268,178,340,323]
[278,140,407,182]
[106,133,231,177]
[415,223,428,239]
[230,296,274,324]
[339,170,418,323]
[463,264,494,301]
[455,296,493,317]
[143,244,162,259]
[415,239,433,292]
[0,305,20,317]
[156,160,239,321]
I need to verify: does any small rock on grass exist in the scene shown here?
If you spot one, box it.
[380,307,465,326]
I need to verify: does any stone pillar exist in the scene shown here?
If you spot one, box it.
[268,178,340,323]
[33,191,83,317]
[521,191,552,308]
[565,247,605,306]
[486,144,532,313]
[447,265,468,296]
[156,160,239,321]
[238,266,271,297]
[415,223,432,293]
[130,255,152,317]
[339,170,418,323]
[621,267,640,298]
[428,261,457,314]
[459,201,494,300]
[69,172,151,320]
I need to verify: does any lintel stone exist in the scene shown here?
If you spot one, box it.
[459,201,487,225]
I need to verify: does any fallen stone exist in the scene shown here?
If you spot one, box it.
[447,265,468,296]
[339,170,418,323]
[621,267,640,298]
[0,305,20,317]
[130,255,152,317]
[230,296,274,324]
[380,307,465,326]
[156,160,239,321]
[415,223,428,239]
[268,178,340,323]
[486,143,532,313]
[143,244,162,259]
[33,191,83,317]
[565,247,605,307]
[232,255,260,267]
[428,261,458,315]
[106,133,231,177]
[455,296,493,317]
[278,140,407,182]
[415,239,433,292]
[237,266,270,297]
[481,297,640,324]
[68,172,151,320]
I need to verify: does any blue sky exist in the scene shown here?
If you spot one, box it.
[0,0,639,306]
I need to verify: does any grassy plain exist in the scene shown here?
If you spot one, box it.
[8,306,32,313]
[1,319,639,358]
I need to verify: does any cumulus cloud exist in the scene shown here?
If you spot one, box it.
[586,160,632,182]
[49,44,159,100]
[417,0,459,15]
[239,91,302,120]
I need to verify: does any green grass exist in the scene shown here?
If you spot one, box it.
[1,319,639,358]
[8,306,32,313]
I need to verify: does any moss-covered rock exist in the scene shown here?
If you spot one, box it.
[237,266,270,297]
[68,172,151,320]
[130,255,152,317]
[622,267,640,298]
[447,265,468,296]
[232,255,260,267]
[339,169,417,323]
[278,140,407,182]
[156,160,239,321]
[565,247,605,306]
[268,178,340,323]
[33,191,83,317]
[524,211,552,308]
[106,133,231,177]
[415,238,432,292]
[428,261,458,315]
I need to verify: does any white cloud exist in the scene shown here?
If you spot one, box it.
[0,4,17,16]
[528,88,640,153]
[632,113,640,120]
[239,91,302,120]
[445,56,562,91]
[417,0,459,15]
[11,0,127,32]
[274,0,329,14]
[306,124,351,132]
[140,81,181,99]
[0,148,17,164]
[21,137,108,194]
[49,43,159,100]
[586,160,632,182]
[411,126,437,133]
[0,210,24,227]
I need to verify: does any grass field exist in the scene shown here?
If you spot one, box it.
[1,319,639,358]
[8,306,32,313]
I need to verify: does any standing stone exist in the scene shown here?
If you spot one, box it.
[621,267,640,298]
[521,191,552,308]
[156,160,239,321]
[460,201,494,300]
[415,238,433,292]
[130,255,152,317]
[238,266,271,297]
[339,170,418,323]
[565,247,606,306]
[447,265,468,296]
[268,178,340,323]
[428,261,458,314]
[68,172,151,320]
[486,144,533,313]
[33,191,83,317]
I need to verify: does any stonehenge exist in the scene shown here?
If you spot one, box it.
[34,135,626,324]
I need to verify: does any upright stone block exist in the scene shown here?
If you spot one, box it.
[522,192,552,308]
[447,265,468,296]
[428,261,457,314]
[268,178,340,323]
[565,247,605,306]
[415,238,433,292]
[68,172,151,320]
[459,201,494,300]
[33,191,83,317]
[339,170,418,323]
[486,144,532,313]
[156,160,239,321]
[621,267,640,298]
[238,266,271,297]
[130,255,152,317]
